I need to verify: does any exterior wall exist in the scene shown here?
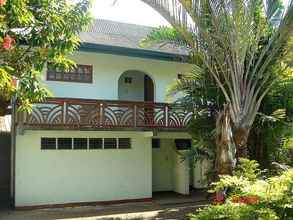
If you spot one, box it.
[118,71,145,101]
[15,130,152,207]
[42,51,192,102]
[15,50,194,206]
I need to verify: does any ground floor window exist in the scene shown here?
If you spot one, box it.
[41,137,131,150]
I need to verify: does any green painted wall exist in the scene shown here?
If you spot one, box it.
[42,51,192,102]
[15,130,152,207]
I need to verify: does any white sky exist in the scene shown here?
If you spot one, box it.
[91,0,170,27]
[90,0,290,27]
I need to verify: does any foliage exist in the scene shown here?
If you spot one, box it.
[0,0,92,115]
[233,158,262,181]
[249,67,293,168]
[168,67,223,165]
[190,159,293,220]
[140,26,190,48]
[189,205,279,220]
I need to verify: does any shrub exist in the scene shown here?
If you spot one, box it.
[189,159,293,220]
[189,205,279,220]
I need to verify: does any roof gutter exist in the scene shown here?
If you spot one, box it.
[78,43,190,63]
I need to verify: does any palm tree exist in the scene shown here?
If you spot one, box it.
[141,0,293,174]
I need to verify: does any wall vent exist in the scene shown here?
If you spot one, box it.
[58,138,72,150]
[41,138,56,150]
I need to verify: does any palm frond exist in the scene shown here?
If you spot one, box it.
[166,65,204,97]
[257,109,286,124]
[141,0,195,47]
[143,0,293,129]
[140,26,191,48]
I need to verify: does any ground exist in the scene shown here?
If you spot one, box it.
[0,201,207,220]
[0,191,209,220]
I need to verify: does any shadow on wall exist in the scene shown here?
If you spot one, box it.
[0,131,11,208]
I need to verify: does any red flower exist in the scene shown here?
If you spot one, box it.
[231,195,259,205]
[0,0,6,7]
[2,35,15,50]
[231,195,240,203]
[245,196,259,205]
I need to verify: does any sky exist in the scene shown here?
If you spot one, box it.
[90,0,290,27]
[91,0,170,27]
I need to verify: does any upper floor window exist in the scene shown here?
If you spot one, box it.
[47,64,93,83]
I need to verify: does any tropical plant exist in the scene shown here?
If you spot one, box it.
[167,64,223,163]
[249,68,293,168]
[189,159,293,220]
[142,0,293,174]
[0,0,92,115]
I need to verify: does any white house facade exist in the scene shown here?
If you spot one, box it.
[11,19,197,209]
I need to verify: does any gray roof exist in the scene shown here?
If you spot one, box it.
[79,19,188,56]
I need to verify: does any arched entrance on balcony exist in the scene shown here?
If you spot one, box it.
[118,70,154,102]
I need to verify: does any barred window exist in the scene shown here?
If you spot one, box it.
[58,138,72,150]
[47,64,93,83]
[41,138,56,150]
[118,138,131,149]
[89,138,103,149]
[73,138,88,150]
[152,139,160,148]
[104,138,117,149]
[41,137,132,150]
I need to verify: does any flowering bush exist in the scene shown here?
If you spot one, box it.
[189,159,293,220]
[0,0,92,115]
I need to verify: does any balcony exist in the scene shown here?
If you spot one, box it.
[18,98,193,131]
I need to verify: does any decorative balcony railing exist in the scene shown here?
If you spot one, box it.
[18,98,193,130]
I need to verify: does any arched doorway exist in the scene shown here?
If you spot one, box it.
[118,70,154,102]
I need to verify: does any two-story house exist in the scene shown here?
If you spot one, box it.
[11,19,195,209]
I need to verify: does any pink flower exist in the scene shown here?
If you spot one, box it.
[11,78,18,88]
[213,191,226,204]
[0,0,6,7]
[2,35,15,50]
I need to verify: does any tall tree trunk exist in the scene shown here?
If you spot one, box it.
[233,126,250,159]
[215,104,236,175]
[215,104,251,175]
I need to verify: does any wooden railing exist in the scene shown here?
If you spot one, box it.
[18,98,193,130]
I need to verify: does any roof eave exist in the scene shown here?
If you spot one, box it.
[78,43,190,63]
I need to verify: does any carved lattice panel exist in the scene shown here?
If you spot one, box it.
[23,98,193,130]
